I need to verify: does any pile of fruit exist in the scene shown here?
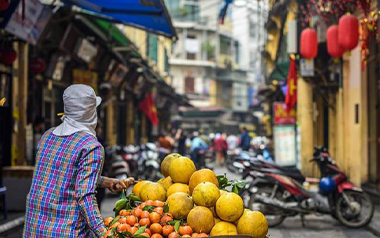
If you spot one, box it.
[103,153,268,238]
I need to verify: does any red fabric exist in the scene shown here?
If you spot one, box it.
[285,57,297,112]
[139,93,158,126]
[214,137,228,152]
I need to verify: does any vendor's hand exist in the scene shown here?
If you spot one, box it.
[102,177,127,193]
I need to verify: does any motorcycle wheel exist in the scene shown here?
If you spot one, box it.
[335,190,374,228]
[248,186,286,227]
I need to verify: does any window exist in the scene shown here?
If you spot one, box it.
[164,49,169,73]
[220,36,231,55]
[235,41,239,64]
[185,77,195,93]
[186,35,198,60]
[147,34,158,62]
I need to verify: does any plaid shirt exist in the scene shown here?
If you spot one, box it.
[23,129,106,238]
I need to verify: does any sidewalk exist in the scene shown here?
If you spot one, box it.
[368,206,380,237]
[0,212,25,237]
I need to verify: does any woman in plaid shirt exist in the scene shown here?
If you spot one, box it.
[23,85,131,238]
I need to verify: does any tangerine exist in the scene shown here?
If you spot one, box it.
[126,216,138,226]
[199,233,208,237]
[140,232,151,238]
[140,203,147,209]
[132,208,143,218]
[154,200,165,207]
[151,234,163,238]
[129,226,138,235]
[162,225,174,236]
[160,214,173,225]
[104,217,113,227]
[182,235,191,238]
[110,222,120,229]
[146,200,155,206]
[117,223,128,232]
[141,211,150,219]
[119,217,127,224]
[150,223,163,234]
[168,232,180,238]
[191,233,199,237]
[119,209,130,216]
[153,207,164,215]
[140,218,151,227]
[149,212,161,223]
[179,226,193,236]
[145,228,152,236]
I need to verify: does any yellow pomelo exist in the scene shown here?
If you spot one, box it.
[158,176,173,190]
[166,192,194,219]
[216,192,244,222]
[139,182,166,201]
[168,157,196,184]
[189,169,218,194]
[167,183,190,197]
[187,206,215,233]
[132,181,149,197]
[161,153,181,177]
[210,221,237,236]
[192,182,220,207]
[236,210,268,238]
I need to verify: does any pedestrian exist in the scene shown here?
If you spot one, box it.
[190,131,208,168]
[240,127,251,151]
[226,134,238,151]
[214,133,228,166]
[176,129,187,155]
[23,85,133,238]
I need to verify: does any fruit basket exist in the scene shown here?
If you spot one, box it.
[103,153,269,238]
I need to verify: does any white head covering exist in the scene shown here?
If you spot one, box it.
[52,84,101,137]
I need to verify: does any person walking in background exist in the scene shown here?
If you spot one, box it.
[240,127,251,151]
[175,128,188,155]
[214,133,228,166]
[23,85,132,238]
[190,131,208,168]
[227,133,238,151]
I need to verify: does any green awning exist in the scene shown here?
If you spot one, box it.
[269,61,289,81]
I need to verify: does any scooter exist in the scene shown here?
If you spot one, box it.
[245,147,374,228]
[138,143,162,181]
[105,145,131,180]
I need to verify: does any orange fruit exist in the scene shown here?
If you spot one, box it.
[140,203,147,209]
[132,208,143,218]
[162,225,174,236]
[140,232,151,237]
[110,222,120,229]
[105,230,112,237]
[151,234,163,238]
[145,228,152,236]
[160,213,173,225]
[154,200,165,207]
[150,223,163,234]
[168,232,180,238]
[141,211,150,219]
[119,217,127,224]
[182,235,191,238]
[179,226,193,236]
[117,223,128,232]
[126,216,138,226]
[149,212,161,223]
[199,233,208,237]
[146,200,155,206]
[140,218,151,227]
[104,217,114,227]
[192,233,199,237]
[129,226,138,235]
[153,207,164,215]
[119,209,130,216]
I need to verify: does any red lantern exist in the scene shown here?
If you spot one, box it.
[327,25,344,58]
[300,28,318,59]
[338,14,359,51]
[29,58,46,74]
[0,0,9,11]
[0,49,17,65]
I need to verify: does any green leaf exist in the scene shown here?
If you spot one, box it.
[109,216,121,227]
[167,220,177,226]
[135,225,147,236]
[142,205,156,212]
[232,185,239,194]
[174,220,180,233]
[163,204,169,213]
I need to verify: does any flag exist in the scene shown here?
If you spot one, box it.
[139,92,158,126]
[218,0,233,24]
[285,57,297,112]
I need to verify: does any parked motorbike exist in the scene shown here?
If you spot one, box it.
[138,143,162,181]
[105,145,130,180]
[244,147,374,228]
[122,145,140,178]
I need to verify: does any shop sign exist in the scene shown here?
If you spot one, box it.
[274,125,296,166]
[4,0,52,45]
[273,102,296,125]
[300,58,314,77]
[72,69,98,93]
[75,38,98,63]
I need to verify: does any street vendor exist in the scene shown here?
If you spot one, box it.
[23,84,132,238]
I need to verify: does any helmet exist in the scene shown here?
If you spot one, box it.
[319,177,336,194]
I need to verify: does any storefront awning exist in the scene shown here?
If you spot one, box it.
[63,0,177,39]
[269,61,289,81]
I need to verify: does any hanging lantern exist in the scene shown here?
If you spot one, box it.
[0,0,9,11]
[327,25,344,58]
[29,58,46,74]
[0,49,17,65]
[338,14,359,51]
[300,28,318,59]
